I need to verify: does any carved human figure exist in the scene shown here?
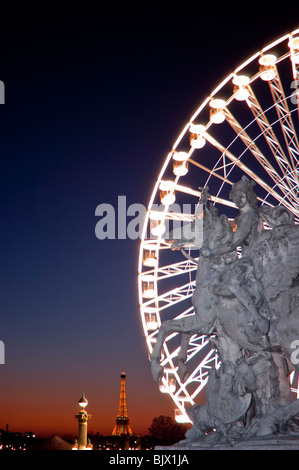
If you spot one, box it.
[201,176,269,335]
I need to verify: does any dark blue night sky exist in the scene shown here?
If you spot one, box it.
[0,4,296,436]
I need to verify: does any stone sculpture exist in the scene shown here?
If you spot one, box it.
[151,176,299,447]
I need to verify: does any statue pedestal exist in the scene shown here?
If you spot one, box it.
[156,435,299,450]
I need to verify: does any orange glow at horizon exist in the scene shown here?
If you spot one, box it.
[0,370,176,438]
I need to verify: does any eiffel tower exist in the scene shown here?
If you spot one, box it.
[112,370,133,436]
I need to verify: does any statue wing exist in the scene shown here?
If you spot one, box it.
[251,223,299,303]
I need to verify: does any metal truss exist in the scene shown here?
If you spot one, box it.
[140,258,197,282]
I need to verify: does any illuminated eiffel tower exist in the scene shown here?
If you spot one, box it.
[112,370,133,436]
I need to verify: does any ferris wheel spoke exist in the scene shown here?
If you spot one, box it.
[268,69,299,171]
[235,89,296,187]
[222,108,295,196]
[261,179,299,207]
[185,334,211,361]
[176,181,235,207]
[202,131,295,208]
[149,208,194,223]
[140,258,197,282]
[246,87,292,175]
[189,157,234,187]
[159,180,237,209]
[289,35,299,122]
[204,156,235,189]
[207,131,299,215]
[142,281,195,311]
[168,348,218,404]
[170,306,195,321]
[181,349,219,395]
[161,343,180,366]
[289,35,299,79]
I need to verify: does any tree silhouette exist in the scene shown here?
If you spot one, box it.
[148,415,187,445]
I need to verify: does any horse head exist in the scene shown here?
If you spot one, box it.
[202,203,233,251]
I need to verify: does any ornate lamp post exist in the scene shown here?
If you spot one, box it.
[74,393,92,450]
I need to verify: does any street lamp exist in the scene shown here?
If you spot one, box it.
[74,393,92,450]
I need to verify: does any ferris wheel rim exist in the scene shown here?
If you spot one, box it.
[138,28,299,421]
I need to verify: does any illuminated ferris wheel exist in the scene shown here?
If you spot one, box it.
[138,29,299,423]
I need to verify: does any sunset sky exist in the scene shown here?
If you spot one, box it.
[0,5,297,438]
